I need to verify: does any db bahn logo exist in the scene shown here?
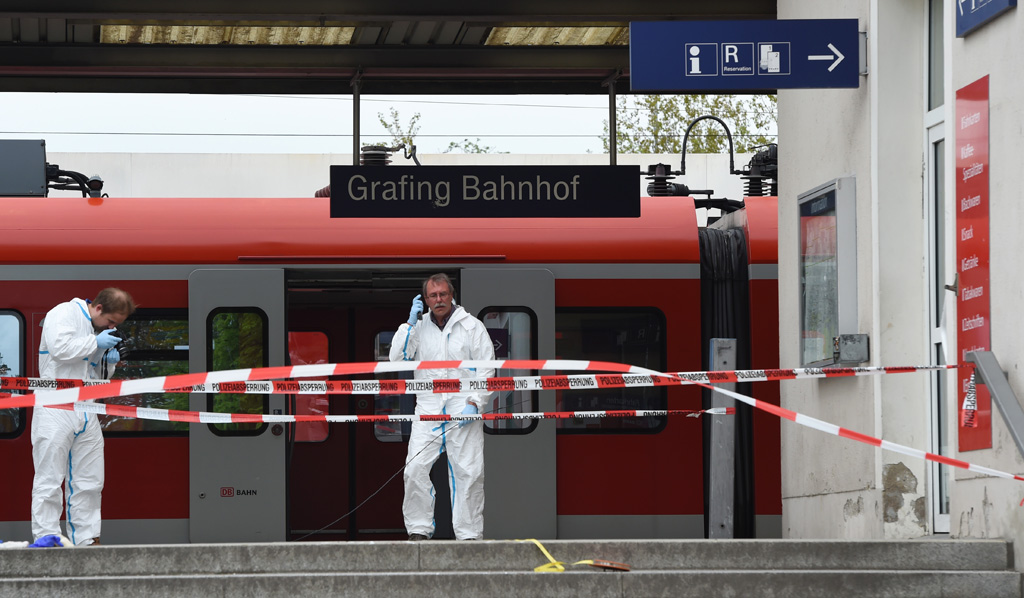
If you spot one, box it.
[220,487,257,497]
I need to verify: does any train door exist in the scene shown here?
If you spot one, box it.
[285,279,410,542]
[461,268,556,539]
[188,269,287,542]
[283,268,555,541]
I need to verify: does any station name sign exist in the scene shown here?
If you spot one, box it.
[329,165,640,218]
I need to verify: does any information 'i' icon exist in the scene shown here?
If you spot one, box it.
[689,45,702,74]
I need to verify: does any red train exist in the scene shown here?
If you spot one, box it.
[0,191,779,543]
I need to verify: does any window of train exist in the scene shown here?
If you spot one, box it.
[372,330,414,443]
[370,307,538,440]
[0,311,26,437]
[102,310,189,435]
[480,308,538,435]
[288,331,329,442]
[555,309,667,433]
[208,309,268,435]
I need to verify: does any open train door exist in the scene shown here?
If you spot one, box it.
[188,269,287,542]
[461,268,556,539]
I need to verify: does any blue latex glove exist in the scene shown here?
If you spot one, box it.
[407,294,424,325]
[96,329,121,350]
[459,403,479,428]
[105,348,120,364]
[29,535,65,548]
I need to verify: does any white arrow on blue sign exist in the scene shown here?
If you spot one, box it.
[629,19,860,91]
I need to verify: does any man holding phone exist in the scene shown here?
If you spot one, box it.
[389,273,494,541]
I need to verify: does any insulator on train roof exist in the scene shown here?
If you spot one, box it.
[644,163,714,198]
[738,144,778,197]
[644,163,715,197]
[360,144,421,167]
[644,163,678,196]
[742,175,768,197]
[360,145,393,166]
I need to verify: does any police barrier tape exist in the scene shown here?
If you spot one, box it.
[49,402,731,424]
[0,363,961,395]
[2,359,1018,483]
[681,374,1024,484]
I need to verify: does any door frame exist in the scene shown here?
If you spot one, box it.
[188,268,287,542]
[461,267,557,539]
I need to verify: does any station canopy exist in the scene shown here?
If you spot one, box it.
[0,1,775,95]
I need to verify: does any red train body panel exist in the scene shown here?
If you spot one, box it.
[0,194,778,543]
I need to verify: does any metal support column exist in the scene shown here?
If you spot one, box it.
[602,70,620,166]
[351,69,363,166]
[709,338,736,539]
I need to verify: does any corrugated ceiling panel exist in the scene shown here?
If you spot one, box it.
[98,25,355,45]
[485,26,627,46]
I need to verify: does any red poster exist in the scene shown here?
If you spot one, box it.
[955,75,991,451]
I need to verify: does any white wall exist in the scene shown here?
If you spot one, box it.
[779,0,1024,569]
[949,0,1024,561]
[778,0,893,539]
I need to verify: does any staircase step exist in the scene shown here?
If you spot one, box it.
[0,539,1012,577]
[0,570,1020,598]
[0,539,1017,598]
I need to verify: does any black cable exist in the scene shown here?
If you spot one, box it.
[289,394,532,542]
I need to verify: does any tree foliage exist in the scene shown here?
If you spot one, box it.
[602,94,777,154]
[378,108,504,154]
[443,138,507,154]
[377,108,421,149]
[0,353,9,377]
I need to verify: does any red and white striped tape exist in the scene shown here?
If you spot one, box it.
[2,360,1016,484]
[51,402,731,424]
[0,359,635,408]
[0,363,962,398]
[678,376,1024,483]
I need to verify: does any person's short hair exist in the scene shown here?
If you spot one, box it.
[95,287,137,316]
[422,273,456,302]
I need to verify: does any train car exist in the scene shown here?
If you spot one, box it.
[0,191,779,544]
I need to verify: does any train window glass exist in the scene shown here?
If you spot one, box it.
[373,330,413,443]
[288,331,329,443]
[555,309,667,433]
[102,311,189,435]
[208,309,268,435]
[0,311,26,437]
[480,308,538,435]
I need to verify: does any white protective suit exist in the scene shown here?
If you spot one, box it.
[389,302,494,540]
[32,298,113,546]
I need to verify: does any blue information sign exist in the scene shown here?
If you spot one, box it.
[956,0,1016,37]
[630,20,860,91]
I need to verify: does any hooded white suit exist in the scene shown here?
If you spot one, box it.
[390,302,494,540]
[32,298,113,546]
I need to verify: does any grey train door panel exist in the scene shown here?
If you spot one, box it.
[188,268,287,542]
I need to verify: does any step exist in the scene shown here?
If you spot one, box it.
[0,539,1012,577]
[0,539,1017,598]
[1,569,1020,598]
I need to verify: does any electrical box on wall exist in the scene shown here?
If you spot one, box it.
[798,176,858,367]
[833,333,869,365]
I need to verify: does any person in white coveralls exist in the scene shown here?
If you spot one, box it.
[32,287,135,546]
[389,273,494,541]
